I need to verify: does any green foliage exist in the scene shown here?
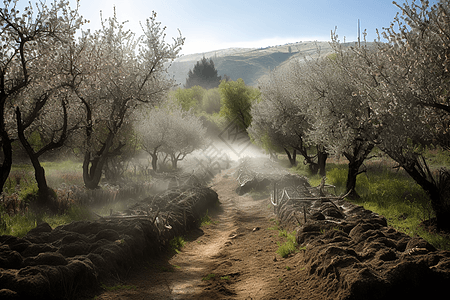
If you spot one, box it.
[42,205,92,228]
[171,86,205,112]
[424,147,450,168]
[28,130,44,152]
[0,211,37,237]
[219,78,260,129]
[276,229,298,258]
[268,218,280,230]
[19,184,39,203]
[4,165,35,194]
[257,132,283,155]
[202,273,216,281]
[169,236,186,253]
[200,209,212,226]
[201,88,221,114]
[197,111,227,135]
[220,276,230,280]
[0,204,93,237]
[185,57,221,89]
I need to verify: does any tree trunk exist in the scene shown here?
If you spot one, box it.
[83,152,106,189]
[343,143,374,199]
[346,158,362,199]
[16,108,53,202]
[0,131,13,194]
[172,159,178,169]
[295,145,321,175]
[83,132,115,189]
[150,153,158,172]
[284,148,297,166]
[317,148,328,177]
[0,91,12,194]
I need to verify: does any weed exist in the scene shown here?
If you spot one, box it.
[268,218,280,230]
[276,230,298,258]
[278,278,283,283]
[276,240,297,258]
[169,236,186,253]
[200,209,212,226]
[202,273,215,281]
[0,211,37,237]
[220,276,230,280]
[285,266,291,271]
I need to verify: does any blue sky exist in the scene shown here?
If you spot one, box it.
[28,0,441,55]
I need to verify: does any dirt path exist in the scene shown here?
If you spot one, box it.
[93,167,322,300]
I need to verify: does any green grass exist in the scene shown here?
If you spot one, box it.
[290,160,450,250]
[0,205,92,237]
[0,159,140,237]
[200,209,212,226]
[276,228,298,258]
[169,236,186,254]
[220,276,230,280]
[268,219,299,258]
[202,273,216,281]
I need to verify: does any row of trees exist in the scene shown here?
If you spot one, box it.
[249,0,450,229]
[135,104,206,171]
[0,0,184,203]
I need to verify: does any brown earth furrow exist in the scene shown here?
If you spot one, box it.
[93,166,311,300]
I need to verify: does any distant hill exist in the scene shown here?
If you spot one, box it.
[168,41,353,87]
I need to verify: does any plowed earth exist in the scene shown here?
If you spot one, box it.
[92,167,321,300]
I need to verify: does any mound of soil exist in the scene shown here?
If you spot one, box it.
[0,186,218,300]
[237,156,450,300]
[89,158,450,300]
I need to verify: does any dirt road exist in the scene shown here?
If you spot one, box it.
[93,167,326,300]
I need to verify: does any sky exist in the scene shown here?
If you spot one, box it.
[26,0,441,55]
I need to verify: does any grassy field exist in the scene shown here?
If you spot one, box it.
[0,160,114,237]
[289,156,450,250]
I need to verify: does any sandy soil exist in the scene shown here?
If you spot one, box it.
[91,167,323,300]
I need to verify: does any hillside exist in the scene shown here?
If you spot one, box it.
[168,41,345,87]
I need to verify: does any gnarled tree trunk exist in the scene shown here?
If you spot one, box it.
[284,148,297,166]
[343,142,374,199]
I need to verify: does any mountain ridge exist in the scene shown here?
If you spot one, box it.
[168,40,351,87]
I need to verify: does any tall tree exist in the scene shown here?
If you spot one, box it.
[73,10,184,189]
[219,78,259,129]
[0,0,83,196]
[250,61,327,174]
[185,56,221,89]
[332,0,450,228]
[304,55,375,198]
